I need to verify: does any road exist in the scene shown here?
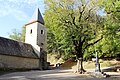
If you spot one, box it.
[0,69,120,80]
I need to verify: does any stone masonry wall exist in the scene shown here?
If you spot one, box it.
[0,54,40,69]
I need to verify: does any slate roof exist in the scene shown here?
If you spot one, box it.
[29,8,44,25]
[0,37,39,59]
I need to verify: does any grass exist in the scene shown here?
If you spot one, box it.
[47,53,120,70]
[67,59,120,70]
[83,60,114,69]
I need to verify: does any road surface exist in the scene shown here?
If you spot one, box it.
[0,69,120,80]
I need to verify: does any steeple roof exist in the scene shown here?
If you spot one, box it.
[28,8,44,25]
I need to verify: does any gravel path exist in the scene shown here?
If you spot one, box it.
[0,69,120,80]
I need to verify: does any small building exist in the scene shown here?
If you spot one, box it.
[0,8,48,70]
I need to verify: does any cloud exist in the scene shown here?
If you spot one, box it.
[0,0,44,21]
[5,0,42,4]
[0,2,12,17]
[13,10,30,21]
[0,9,9,17]
[24,0,42,4]
[5,0,43,7]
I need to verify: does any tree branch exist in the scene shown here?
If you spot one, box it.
[84,35,103,49]
[61,17,72,25]
[85,8,93,20]
[59,2,64,8]
[81,37,86,45]
[78,4,87,22]
[70,13,78,28]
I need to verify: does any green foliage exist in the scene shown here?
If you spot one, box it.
[44,0,104,61]
[45,0,120,62]
[9,26,25,42]
[95,0,120,58]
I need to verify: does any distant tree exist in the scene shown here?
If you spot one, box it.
[21,26,26,42]
[9,26,25,42]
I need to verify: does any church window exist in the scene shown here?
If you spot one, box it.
[30,29,32,34]
[41,30,44,34]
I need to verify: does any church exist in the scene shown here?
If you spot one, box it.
[0,8,48,70]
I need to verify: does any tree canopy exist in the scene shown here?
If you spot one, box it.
[44,0,106,73]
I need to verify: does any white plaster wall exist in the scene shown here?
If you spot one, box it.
[25,22,47,57]
[25,23,37,45]
[25,23,40,56]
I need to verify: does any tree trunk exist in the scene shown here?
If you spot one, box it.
[76,58,86,74]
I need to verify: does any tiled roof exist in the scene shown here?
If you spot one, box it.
[0,37,39,58]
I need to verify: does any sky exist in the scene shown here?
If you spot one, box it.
[0,0,45,38]
[0,0,106,38]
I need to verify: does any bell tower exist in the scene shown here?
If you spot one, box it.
[25,8,47,57]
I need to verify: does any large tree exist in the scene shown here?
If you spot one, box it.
[44,0,104,73]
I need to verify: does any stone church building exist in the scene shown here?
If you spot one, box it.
[0,8,48,70]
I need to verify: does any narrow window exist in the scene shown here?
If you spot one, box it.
[30,29,32,34]
[41,43,44,45]
[40,48,43,51]
[41,30,44,34]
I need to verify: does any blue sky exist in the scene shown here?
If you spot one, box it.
[0,0,105,38]
[0,0,45,38]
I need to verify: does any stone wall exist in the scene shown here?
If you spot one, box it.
[0,37,48,70]
[0,37,40,69]
[0,54,40,69]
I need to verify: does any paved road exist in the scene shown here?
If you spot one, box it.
[0,69,120,80]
